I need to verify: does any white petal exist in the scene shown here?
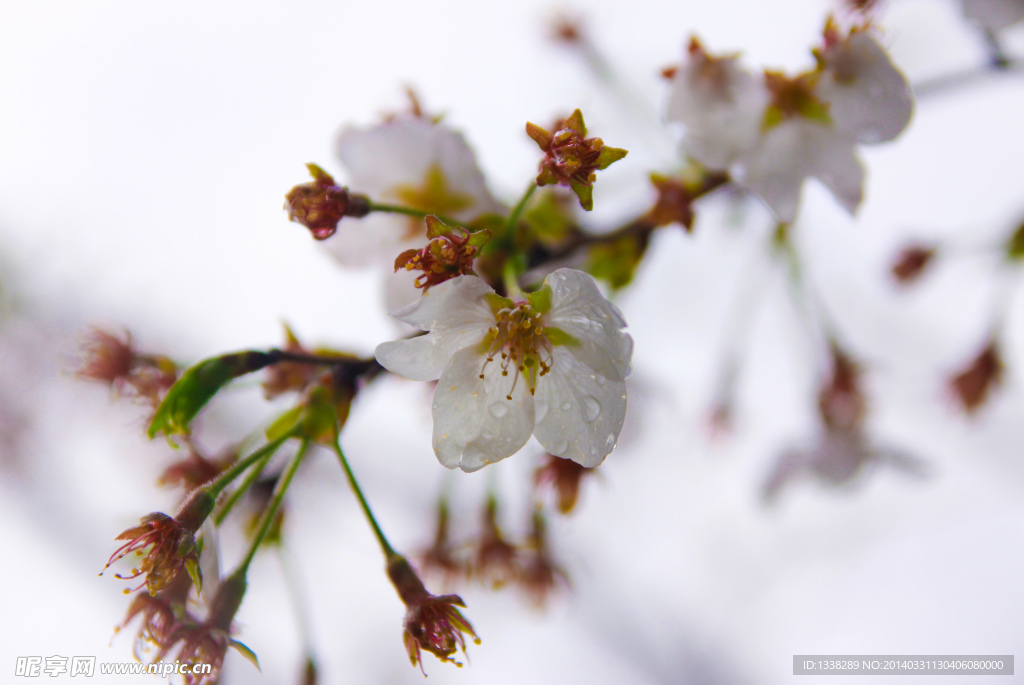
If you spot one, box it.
[388,275,495,331]
[431,346,535,472]
[666,49,768,170]
[198,519,221,609]
[322,214,413,268]
[816,32,913,144]
[533,348,627,467]
[811,134,864,215]
[739,120,863,222]
[543,268,633,382]
[376,333,458,381]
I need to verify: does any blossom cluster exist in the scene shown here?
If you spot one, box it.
[666,22,913,223]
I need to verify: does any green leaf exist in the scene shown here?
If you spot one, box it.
[597,146,628,170]
[570,180,594,211]
[230,640,261,671]
[148,352,276,439]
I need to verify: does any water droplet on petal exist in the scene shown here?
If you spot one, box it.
[594,375,606,386]
[582,395,602,423]
[488,402,509,418]
[560,401,572,411]
[606,433,615,447]
[552,440,569,455]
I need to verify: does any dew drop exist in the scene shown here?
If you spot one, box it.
[488,402,509,418]
[606,433,616,447]
[560,401,572,411]
[582,395,602,422]
[594,375,606,386]
[552,440,569,455]
[590,446,597,456]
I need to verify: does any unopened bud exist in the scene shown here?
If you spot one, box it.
[285,164,369,240]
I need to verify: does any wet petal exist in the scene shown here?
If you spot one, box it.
[431,346,535,472]
[389,275,496,331]
[543,269,633,382]
[533,348,627,467]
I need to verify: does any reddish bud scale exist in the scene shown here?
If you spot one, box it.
[519,511,568,608]
[817,343,866,431]
[892,245,936,283]
[950,343,1003,414]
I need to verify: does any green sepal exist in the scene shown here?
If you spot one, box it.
[1005,222,1024,261]
[266,405,303,442]
[425,215,452,239]
[527,284,553,314]
[484,292,513,314]
[525,122,552,150]
[467,228,492,249]
[569,180,594,211]
[543,326,580,347]
[148,351,275,439]
[536,168,559,187]
[230,640,261,671]
[304,163,335,185]
[564,109,586,135]
[184,556,202,595]
[300,384,343,445]
[597,146,628,170]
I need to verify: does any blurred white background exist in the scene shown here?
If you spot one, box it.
[1,0,1023,683]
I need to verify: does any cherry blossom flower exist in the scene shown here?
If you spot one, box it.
[375,269,632,471]
[666,26,912,223]
[324,116,502,270]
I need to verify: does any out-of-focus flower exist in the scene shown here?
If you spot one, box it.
[375,269,632,471]
[518,510,568,608]
[325,116,501,269]
[961,0,1024,31]
[76,328,177,407]
[151,574,258,685]
[284,164,369,240]
[534,454,594,514]
[949,341,1003,414]
[763,427,927,502]
[526,109,627,210]
[666,38,769,171]
[666,24,912,223]
[387,555,479,674]
[891,244,937,283]
[472,498,519,588]
[103,491,214,594]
